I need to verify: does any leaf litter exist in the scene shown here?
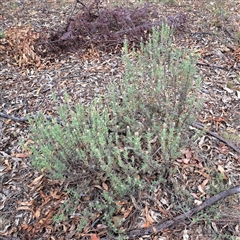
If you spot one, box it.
[0,0,240,239]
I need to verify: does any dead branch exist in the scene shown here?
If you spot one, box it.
[126,185,240,239]
[0,237,20,240]
[192,121,240,154]
[37,1,187,55]
[196,61,229,70]
[0,112,62,125]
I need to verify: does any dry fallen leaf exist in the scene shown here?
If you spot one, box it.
[35,208,41,218]
[219,144,229,154]
[102,182,108,191]
[183,228,189,240]
[90,234,100,240]
[17,206,34,214]
[96,224,108,230]
[143,221,150,228]
[31,175,44,186]
[194,200,202,206]
[4,159,11,170]
[17,200,34,206]
[201,179,209,190]
[217,165,228,180]
[112,215,124,228]
[198,184,205,194]
[123,206,133,218]
[50,189,63,199]
[93,185,103,190]
[236,90,240,99]
[223,86,234,93]
[191,193,199,199]
[15,152,31,158]
[145,205,155,225]
[152,226,157,234]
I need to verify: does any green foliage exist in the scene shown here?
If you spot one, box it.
[53,212,67,223]
[0,30,6,39]
[121,26,201,159]
[235,31,240,41]
[220,130,240,145]
[28,25,201,234]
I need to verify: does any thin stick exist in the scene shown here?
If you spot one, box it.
[0,112,62,125]
[192,121,240,154]
[127,185,240,239]
[196,62,228,70]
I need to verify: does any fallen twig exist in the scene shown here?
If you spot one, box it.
[196,61,229,70]
[126,185,240,239]
[182,30,216,35]
[0,237,20,240]
[0,112,30,122]
[0,112,62,125]
[192,121,240,154]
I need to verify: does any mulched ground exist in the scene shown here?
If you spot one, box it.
[0,0,240,239]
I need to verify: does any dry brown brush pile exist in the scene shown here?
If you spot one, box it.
[37,0,187,55]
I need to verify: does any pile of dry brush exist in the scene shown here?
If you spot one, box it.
[37,0,187,55]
